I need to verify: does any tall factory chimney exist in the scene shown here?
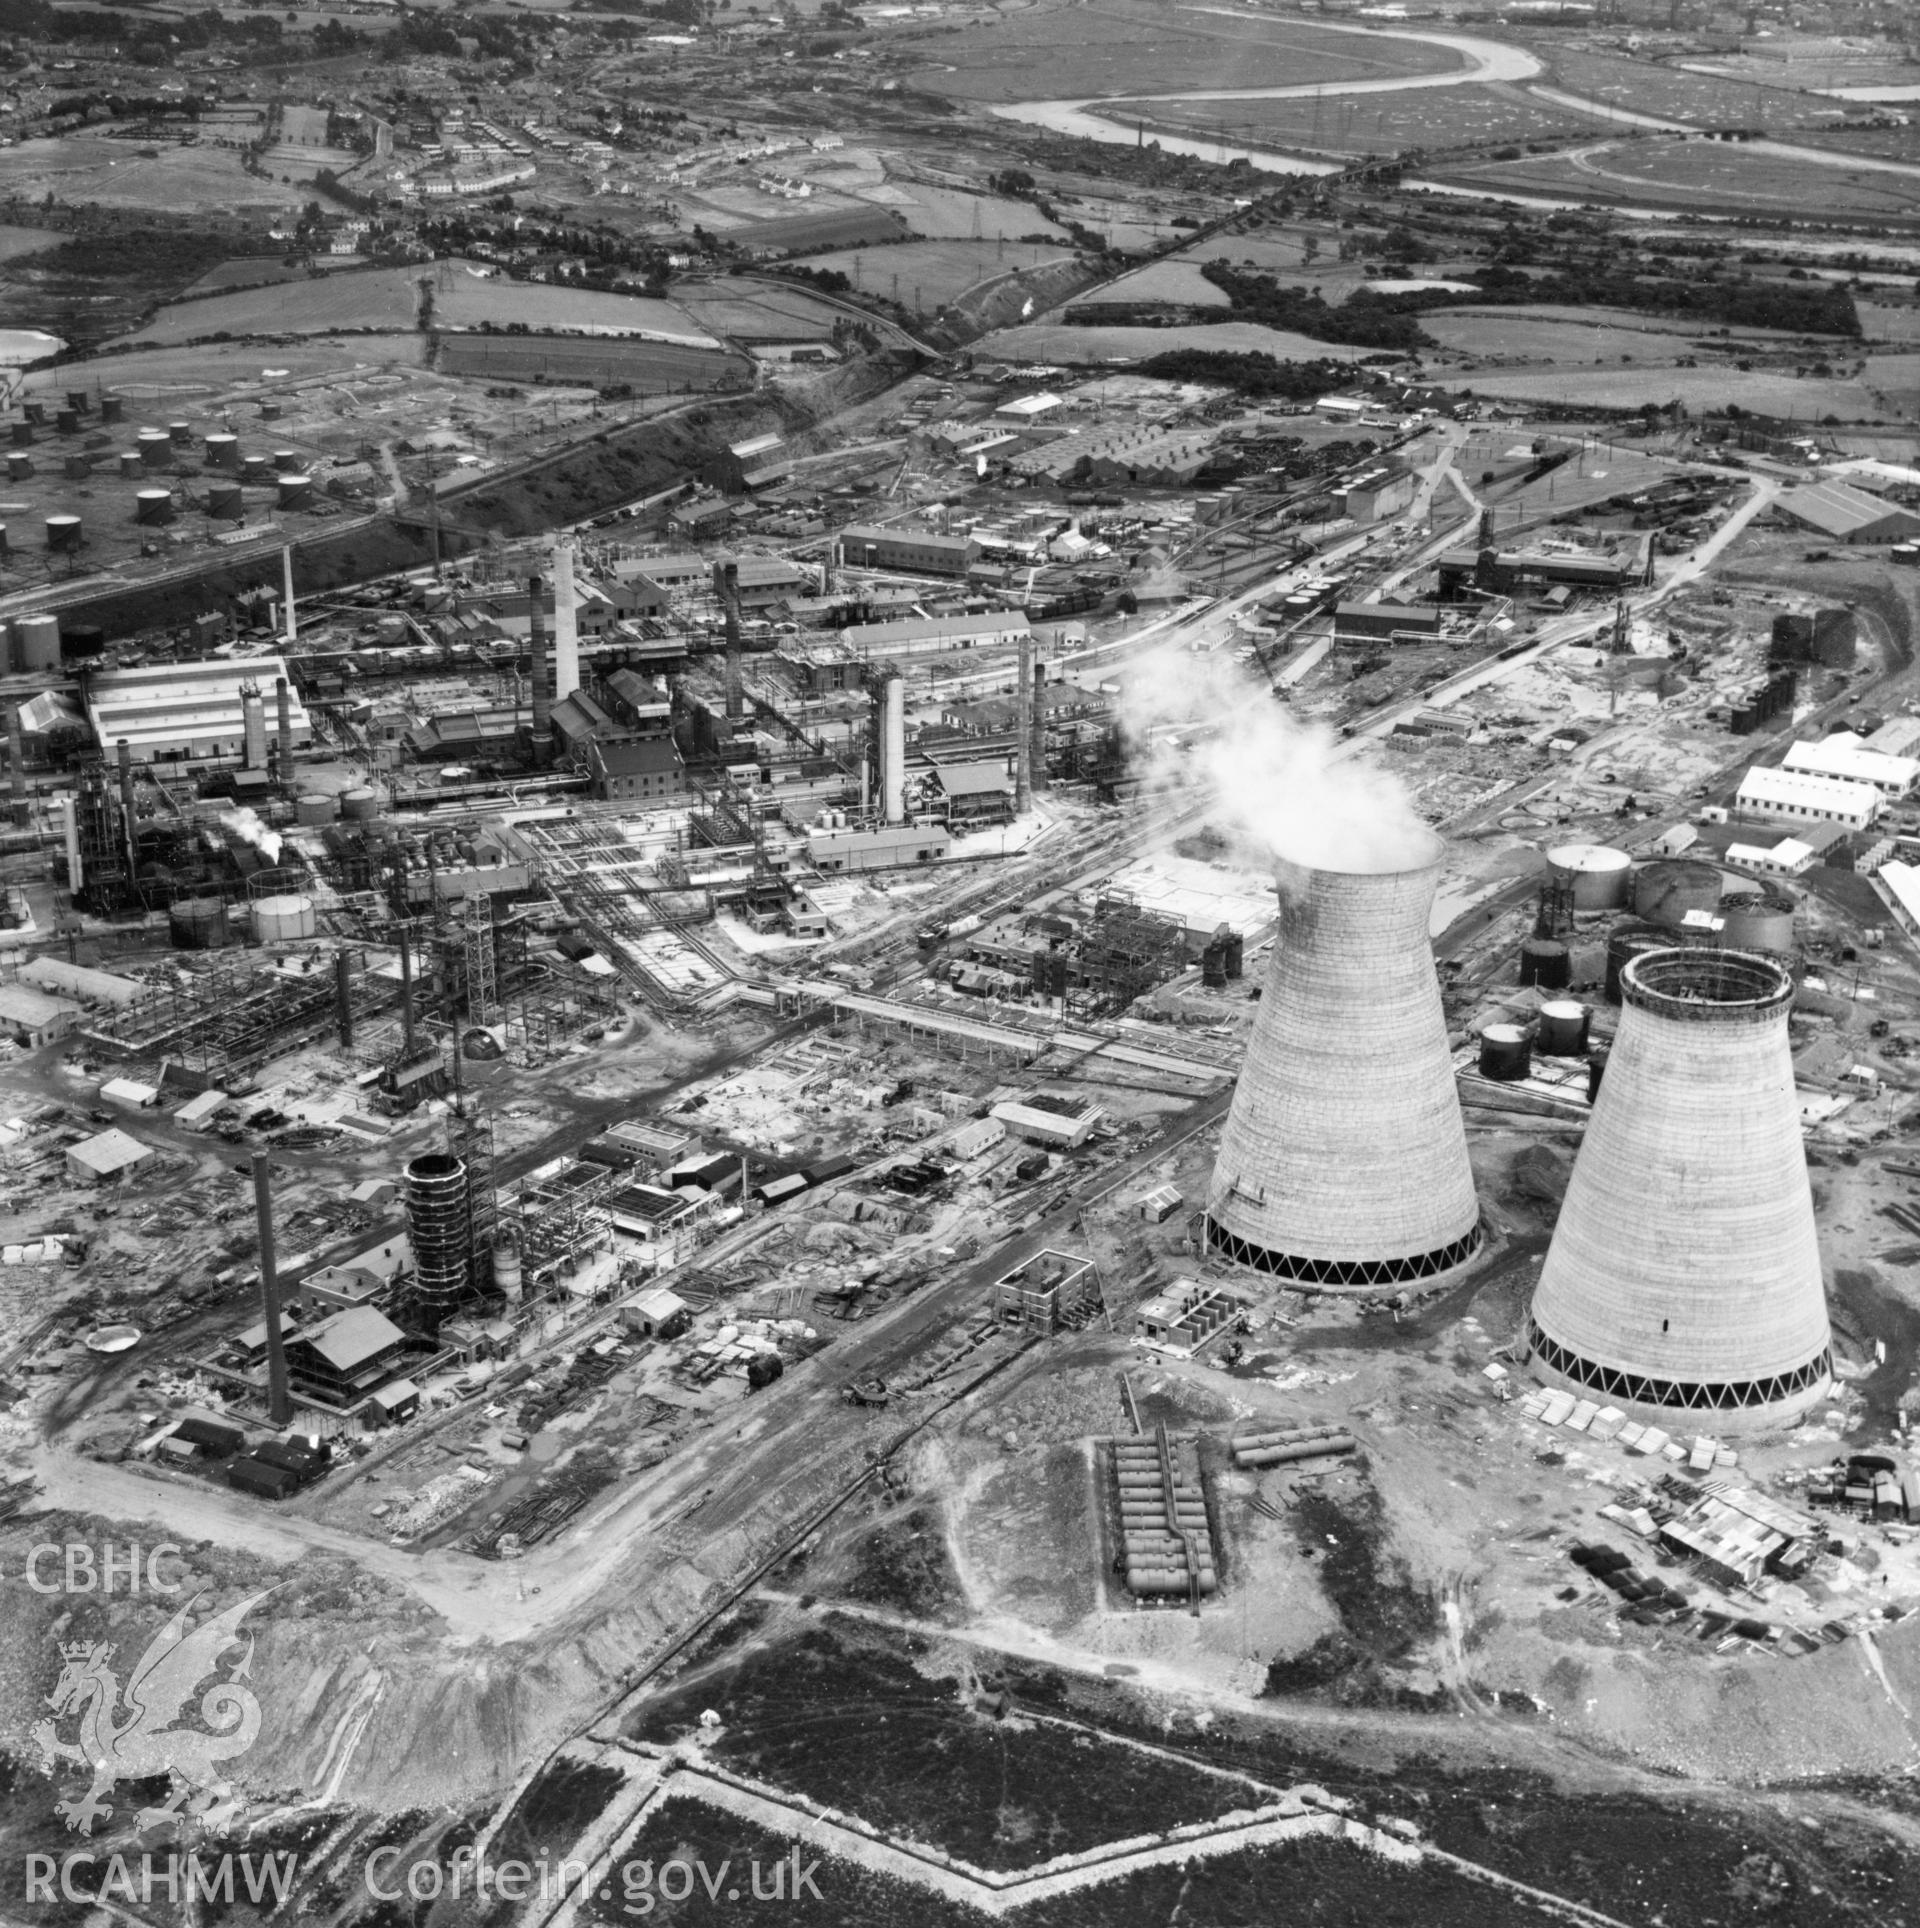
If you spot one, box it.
[1523,948,1832,1430]
[274,675,293,779]
[1030,660,1047,794]
[1014,632,1033,817]
[716,560,745,722]
[62,794,82,893]
[334,948,354,1049]
[399,927,417,1055]
[281,544,297,645]
[251,1151,293,1427]
[7,703,27,829]
[1206,829,1482,1289]
[551,538,580,703]
[115,739,137,874]
[882,674,907,825]
[528,572,553,767]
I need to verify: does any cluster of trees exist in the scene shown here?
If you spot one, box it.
[1136,348,1362,401]
[6,1,286,59]
[1470,261,1860,337]
[1199,264,1430,351]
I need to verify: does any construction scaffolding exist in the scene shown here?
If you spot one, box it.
[464,894,498,1026]
[505,1160,615,1294]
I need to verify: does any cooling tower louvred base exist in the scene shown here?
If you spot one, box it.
[1205,831,1484,1293]
[1523,948,1832,1432]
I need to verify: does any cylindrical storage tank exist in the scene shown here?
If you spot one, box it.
[271,448,299,471]
[167,421,193,448]
[276,472,312,511]
[137,429,170,469]
[1605,925,1671,1003]
[294,792,340,826]
[1525,949,1832,1432]
[5,450,30,482]
[22,401,43,425]
[1478,1023,1531,1081]
[242,452,273,482]
[62,622,103,660]
[493,1236,523,1303]
[169,896,232,949]
[204,432,237,469]
[62,453,91,479]
[135,488,174,526]
[54,407,78,436]
[1718,894,1797,955]
[100,394,124,425]
[1206,828,1483,1292]
[341,786,379,821]
[207,481,244,519]
[8,421,31,447]
[1518,937,1571,990]
[118,451,142,479]
[251,893,317,943]
[1536,999,1589,1057]
[15,614,60,672]
[45,515,81,553]
[65,390,88,415]
[1632,859,1723,929]
[259,401,282,421]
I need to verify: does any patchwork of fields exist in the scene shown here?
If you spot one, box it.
[806,240,1074,310]
[121,267,426,343]
[430,270,721,344]
[434,332,749,391]
[975,319,1375,362]
[0,135,305,213]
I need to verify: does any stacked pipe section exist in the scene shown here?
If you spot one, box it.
[1230,1423,1357,1469]
[1111,1431,1217,1599]
[1524,948,1832,1430]
[1206,827,1482,1290]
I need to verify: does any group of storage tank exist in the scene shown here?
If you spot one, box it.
[1478,997,1592,1083]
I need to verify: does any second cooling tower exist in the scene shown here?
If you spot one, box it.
[1206,829,1482,1289]
[1523,948,1831,1429]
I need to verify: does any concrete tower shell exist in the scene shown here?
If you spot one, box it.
[1524,948,1831,1430]
[1206,831,1483,1290]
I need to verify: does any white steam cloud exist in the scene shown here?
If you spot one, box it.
[220,806,284,868]
[1111,634,1437,876]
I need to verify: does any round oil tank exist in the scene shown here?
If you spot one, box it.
[294,792,339,826]
[1604,925,1670,1003]
[1478,1023,1531,1081]
[137,429,170,469]
[204,433,237,469]
[100,394,124,425]
[1719,896,1798,954]
[207,481,244,519]
[251,894,317,944]
[15,614,60,671]
[5,450,30,482]
[341,786,379,820]
[117,451,142,479]
[259,401,282,421]
[44,514,81,553]
[1518,937,1571,990]
[65,390,88,415]
[54,407,78,436]
[241,452,272,481]
[276,472,312,510]
[9,421,31,447]
[62,453,91,480]
[271,448,299,470]
[62,623,103,659]
[167,421,193,447]
[134,488,174,526]
[169,896,232,950]
[1632,858,1723,928]
[22,401,44,425]
[1537,999,1590,1057]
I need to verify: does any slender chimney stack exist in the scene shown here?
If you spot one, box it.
[62,794,82,892]
[717,560,745,722]
[1206,831,1483,1291]
[275,675,293,779]
[551,538,580,703]
[1014,632,1033,817]
[1030,660,1047,793]
[281,544,297,644]
[882,674,907,825]
[1524,948,1832,1431]
[528,573,553,766]
[252,1152,293,1427]
[399,927,417,1055]
[7,704,27,829]
[335,948,354,1049]
[116,738,137,872]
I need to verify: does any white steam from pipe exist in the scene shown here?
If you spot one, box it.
[220,806,284,867]
[1113,636,1437,877]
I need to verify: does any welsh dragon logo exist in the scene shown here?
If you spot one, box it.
[32,1589,272,1836]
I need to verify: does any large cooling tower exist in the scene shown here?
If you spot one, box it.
[1523,948,1831,1430]
[1206,829,1483,1290]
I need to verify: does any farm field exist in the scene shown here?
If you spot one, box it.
[0,135,306,213]
[974,319,1376,363]
[855,179,1068,241]
[1091,259,1234,306]
[1858,300,1920,343]
[913,0,1457,103]
[0,224,57,263]
[1114,81,1594,157]
[25,334,431,402]
[434,332,749,392]
[1534,49,1849,130]
[674,280,848,343]
[1436,358,1915,421]
[118,267,426,345]
[183,256,371,298]
[1424,308,1816,364]
[430,269,719,344]
[1175,230,1313,272]
[807,239,1072,308]
[1430,303,1804,341]
[720,205,910,253]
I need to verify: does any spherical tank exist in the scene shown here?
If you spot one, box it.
[1478,1024,1531,1081]
[169,896,232,950]
[1536,999,1590,1057]
[1632,859,1723,929]
[1518,938,1571,990]
[294,792,340,826]
[251,894,317,943]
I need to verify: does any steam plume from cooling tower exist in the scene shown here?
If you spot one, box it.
[1115,640,1431,876]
